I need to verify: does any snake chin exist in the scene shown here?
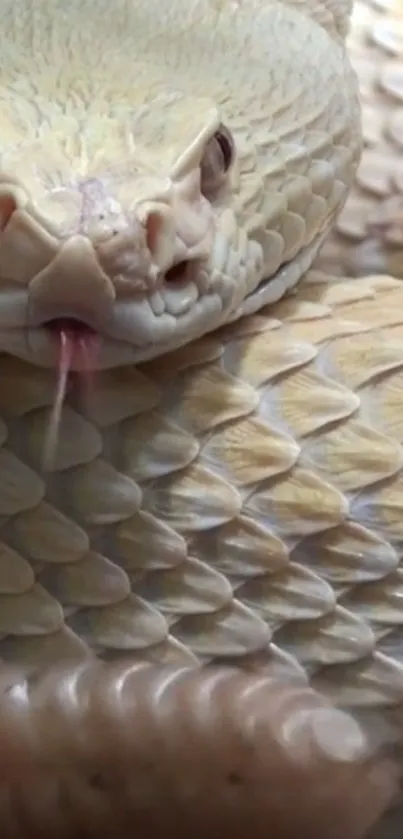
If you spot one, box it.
[0,230,265,370]
[0,222,328,371]
[0,230,321,371]
[0,277,225,371]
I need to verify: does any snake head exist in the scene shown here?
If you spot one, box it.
[0,97,265,370]
[0,0,360,370]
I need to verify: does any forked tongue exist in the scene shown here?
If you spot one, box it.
[43,320,100,471]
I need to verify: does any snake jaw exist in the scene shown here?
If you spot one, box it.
[0,178,321,370]
[0,211,277,370]
[0,164,256,369]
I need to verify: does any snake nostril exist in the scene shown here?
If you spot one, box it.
[165,260,190,284]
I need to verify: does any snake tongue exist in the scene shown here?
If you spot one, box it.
[43,320,100,469]
[44,318,101,374]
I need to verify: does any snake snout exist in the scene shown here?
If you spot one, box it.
[28,235,116,331]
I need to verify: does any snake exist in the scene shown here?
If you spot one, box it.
[0,0,403,834]
[0,0,361,368]
[319,0,403,277]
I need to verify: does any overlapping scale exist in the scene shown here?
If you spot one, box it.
[0,272,402,712]
[318,0,403,278]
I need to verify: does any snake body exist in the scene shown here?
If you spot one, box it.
[2,269,403,716]
[1,662,385,838]
[1,0,403,829]
[319,0,403,278]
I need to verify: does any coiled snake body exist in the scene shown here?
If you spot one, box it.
[319,0,403,277]
[1,0,403,833]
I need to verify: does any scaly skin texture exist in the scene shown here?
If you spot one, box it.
[318,0,403,278]
[0,0,360,368]
[0,2,400,832]
[0,0,400,712]
[0,663,392,838]
[1,271,403,718]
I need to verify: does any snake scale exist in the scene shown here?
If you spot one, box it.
[1,0,403,832]
[319,0,403,277]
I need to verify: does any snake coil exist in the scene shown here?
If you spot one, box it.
[0,662,393,838]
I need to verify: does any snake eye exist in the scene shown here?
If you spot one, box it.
[200,123,234,198]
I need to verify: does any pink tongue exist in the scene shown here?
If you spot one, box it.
[43,322,100,470]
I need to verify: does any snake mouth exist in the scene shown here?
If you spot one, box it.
[42,317,97,341]
[43,317,101,374]
[44,317,98,340]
